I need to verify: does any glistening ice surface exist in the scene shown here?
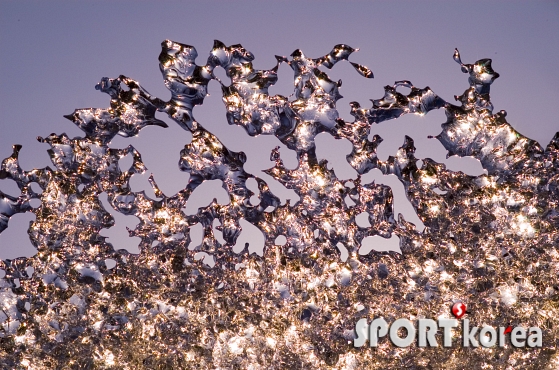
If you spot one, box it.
[1,41,558,369]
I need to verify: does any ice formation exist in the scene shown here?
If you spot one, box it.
[1,41,559,369]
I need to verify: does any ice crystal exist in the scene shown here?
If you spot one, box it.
[1,41,559,369]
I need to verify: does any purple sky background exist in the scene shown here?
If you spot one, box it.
[1,0,558,259]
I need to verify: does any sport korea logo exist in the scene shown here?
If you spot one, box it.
[354,302,542,348]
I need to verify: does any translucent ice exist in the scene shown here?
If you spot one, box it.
[1,41,558,369]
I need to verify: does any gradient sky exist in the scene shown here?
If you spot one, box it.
[1,0,558,259]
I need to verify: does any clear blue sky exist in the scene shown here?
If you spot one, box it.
[1,0,558,259]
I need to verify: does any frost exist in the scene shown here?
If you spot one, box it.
[0,41,558,368]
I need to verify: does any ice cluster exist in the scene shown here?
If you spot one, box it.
[1,41,559,369]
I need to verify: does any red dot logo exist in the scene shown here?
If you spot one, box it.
[451,302,467,319]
